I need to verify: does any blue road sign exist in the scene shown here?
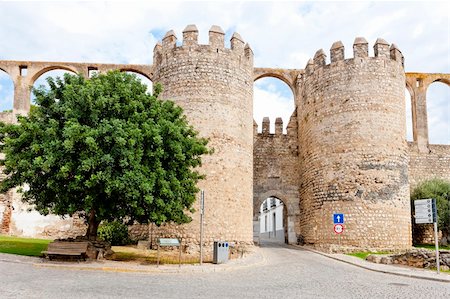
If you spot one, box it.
[333,213,344,224]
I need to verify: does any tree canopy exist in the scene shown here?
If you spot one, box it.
[411,178,450,244]
[0,71,209,238]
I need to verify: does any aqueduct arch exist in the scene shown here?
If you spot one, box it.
[0,60,153,117]
[405,73,450,151]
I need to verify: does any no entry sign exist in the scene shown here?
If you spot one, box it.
[334,224,344,234]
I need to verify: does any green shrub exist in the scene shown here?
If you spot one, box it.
[98,221,130,245]
[411,178,450,244]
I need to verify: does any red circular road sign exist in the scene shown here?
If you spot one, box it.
[334,224,344,234]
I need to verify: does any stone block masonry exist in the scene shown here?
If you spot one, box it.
[0,24,449,253]
[298,38,411,251]
[151,25,254,251]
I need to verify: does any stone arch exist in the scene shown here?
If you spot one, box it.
[0,69,15,122]
[253,71,295,94]
[254,190,292,216]
[119,68,153,82]
[404,86,414,142]
[31,68,77,104]
[425,77,450,89]
[254,192,290,244]
[425,80,450,145]
[30,65,78,85]
[121,70,153,94]
[0,66,11,77]
[253,75,296,134]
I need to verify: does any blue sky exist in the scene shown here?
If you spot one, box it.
[0,1,448,143]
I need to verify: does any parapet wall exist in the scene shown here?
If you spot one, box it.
[298,37,411,251]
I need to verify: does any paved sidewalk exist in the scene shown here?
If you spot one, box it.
[296,245,450,283]
[0,248,266,274]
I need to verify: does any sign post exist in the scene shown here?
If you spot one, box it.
[414,198,439,274]
[333,213,345,246]
[199,190,205,265]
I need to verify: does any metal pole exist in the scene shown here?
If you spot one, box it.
[179,240,182,268]
[433,198,440,274]
[200,190,204,265]
[434,221,440,274]
[447,193,450,245]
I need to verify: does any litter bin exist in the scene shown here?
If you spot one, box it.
[213,241,229,264]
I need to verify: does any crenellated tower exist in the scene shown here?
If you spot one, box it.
[297,37,411,251]
[152,25,254,249]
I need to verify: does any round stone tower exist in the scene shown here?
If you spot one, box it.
[152,25,254,249]
[298,38,411,251]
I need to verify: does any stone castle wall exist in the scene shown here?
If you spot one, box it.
[253,114,299,244]
[0,25,449,252]
[408,143,450,188]
[297,38,412,251]
[408,143,450,244]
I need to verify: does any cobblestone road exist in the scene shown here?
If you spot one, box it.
[1,241,449,298]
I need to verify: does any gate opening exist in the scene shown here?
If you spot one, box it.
[257,197,287,245]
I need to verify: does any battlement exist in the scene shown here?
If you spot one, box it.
[154,24,253,60]
[305,37,404,74]
[254,114,297,137]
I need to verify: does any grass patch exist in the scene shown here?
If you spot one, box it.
[347,251,392,260]
[347,252,372,259]
[111,245,212,265]
[414,244,450,251]
[0,235,51,257]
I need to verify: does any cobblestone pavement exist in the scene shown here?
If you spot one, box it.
[0,241,449,299]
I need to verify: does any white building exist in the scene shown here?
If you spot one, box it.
[258,197,285,242]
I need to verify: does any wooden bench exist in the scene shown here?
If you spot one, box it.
[41,241,89,261]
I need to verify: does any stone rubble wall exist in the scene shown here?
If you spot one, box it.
[367,249,450,271]
[127,223,149,241]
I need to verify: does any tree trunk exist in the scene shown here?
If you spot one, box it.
[86,208,100,240]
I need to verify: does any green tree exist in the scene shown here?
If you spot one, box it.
[411,178,450,245]
[0,71,209,239]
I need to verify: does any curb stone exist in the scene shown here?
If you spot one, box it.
[295,245,450,283]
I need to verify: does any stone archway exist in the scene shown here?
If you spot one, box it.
[253,190,299,245]
[256,196,288,244]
